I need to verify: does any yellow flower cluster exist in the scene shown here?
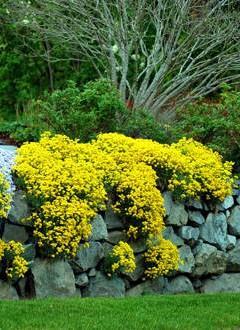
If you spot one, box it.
[110,241,136,274]
[0,240,28,281]
[94,133,233,201]
[0,173,11,218]
[144,238,180,279]
[112,163,165,237]
[31,196,94,258]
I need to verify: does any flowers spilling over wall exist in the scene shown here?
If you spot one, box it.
[0,240,28,281]
[12,132,233,279]
[0,148,16,218]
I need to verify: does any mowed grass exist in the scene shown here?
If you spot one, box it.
[0,293,240,330]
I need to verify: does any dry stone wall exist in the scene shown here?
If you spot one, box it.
[1,189,240,300]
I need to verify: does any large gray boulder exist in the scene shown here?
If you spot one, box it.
[166,202,188,227]
[104,208,124,229]
[2,223,28,243]
[83,272,125,297]
[163,227,184,247]
[188,211,205,225]
[201,273,240,293]
[193,242,227,277]
[227,240,240,272]
[126,277,168,296]
[32,259,76,298]
[0,280,18,300]
[74,242,104,271]
[129,238,148,253]
[107,231,128,244]
[199,213,228,250]
[228,206,240,237]
[186,199,203,210]
[8,190,30,225]
[75,273,89,288]
[178,226,199,242]
[219,195,234,210]
[89,214,108,241]
[178,245,195,274]
[126,255,144,282]
[165,276,194,294]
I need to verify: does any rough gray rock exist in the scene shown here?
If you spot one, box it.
[178,226,199,242]
[186,199,203,210]
[226,235,237,251]
[219,196,234,210]
[0,280,18,300]
[74,242,104,271]
[102,242,114,257]
[2,223,28,243]
[126,255,144,282]
[163,192,173,216]
[32,259,76,298]
[126,277,168,296]
[178,245,195,274]
[75,273,89,288]
[166,276,194,294]
[236,195,240,204]
[22,243,36,263]
[193,242,227,277]
[83,272,125,297]
[201,273,240,293]
[88,268,97,277]
[90,214,108,241]
[188,211,205,225]
[228,206,240,237]
[163,227,184,247]
[227,240,240,272]
[129,238,148,253]
[104,208,124,229]
[166,202,188,226]
[200,213,228,250]
[8,190,30,225]
[107,231,128,244]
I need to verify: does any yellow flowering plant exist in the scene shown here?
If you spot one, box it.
[0,172,11,218]
[0,240,29,281]
[31,196,95,258]
[144,238,180,279]
[112,163,165,238]
[106,241,136,275]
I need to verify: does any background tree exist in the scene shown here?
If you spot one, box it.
[5,0,240,120]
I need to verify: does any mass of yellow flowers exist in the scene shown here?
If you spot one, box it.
[144,238,180,279]
[0,172,11,218]
[0,240,29,280]
[13,132,234,278]
[110,241,136,274]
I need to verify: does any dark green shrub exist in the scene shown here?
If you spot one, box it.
[117,109,169,143]
[172,85,240,164]
[4,79,169,144]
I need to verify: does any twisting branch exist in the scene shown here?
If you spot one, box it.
[4,0,240,119]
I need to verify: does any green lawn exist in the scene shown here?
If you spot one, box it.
[0,293,239,330]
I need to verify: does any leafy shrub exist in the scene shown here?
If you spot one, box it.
[172,85,240,165]
[117,109,169,143]
[12,79,127,143]
[3,80,169,145]
[0,240,28,281]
